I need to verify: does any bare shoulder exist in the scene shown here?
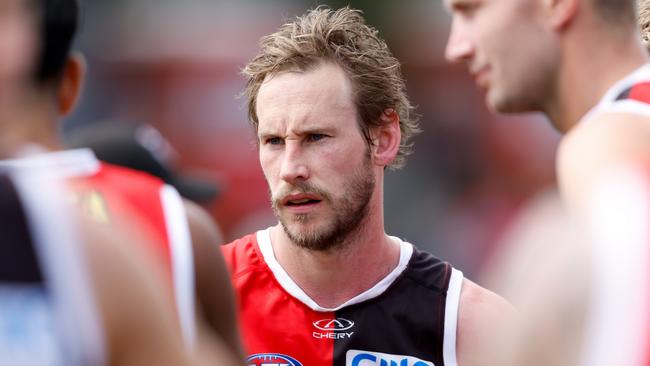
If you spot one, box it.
[456,279,514,366]
[558,112,650,211]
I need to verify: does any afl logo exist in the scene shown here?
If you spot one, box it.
[247,353,303,366]
[313,318,355,331]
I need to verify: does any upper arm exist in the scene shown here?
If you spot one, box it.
[184,200,246,364]
[456,279,515,366]
[558,112,650,213]
[83,220,191,366]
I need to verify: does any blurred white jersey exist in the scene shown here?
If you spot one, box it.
[0,169,105,366]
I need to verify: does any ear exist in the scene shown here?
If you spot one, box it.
[543,0,580,30]
[57,53,86,117]
[371,108,401,167]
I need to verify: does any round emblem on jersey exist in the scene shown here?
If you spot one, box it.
[313,318,355,331]
[247,353,303,366]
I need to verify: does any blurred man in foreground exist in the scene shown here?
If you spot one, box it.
[445,0,650,363]
[0,0,243,364]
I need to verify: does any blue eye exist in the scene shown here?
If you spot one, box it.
[308,134,326,142]
[267,137,283,145]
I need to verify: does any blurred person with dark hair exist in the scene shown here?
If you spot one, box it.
[0,0,244,364]
[0,1,198,365]
[445,0,650,364]
[222,6,513,366]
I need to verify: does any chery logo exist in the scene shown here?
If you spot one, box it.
[312,318,355,339]
[313,318,355,331]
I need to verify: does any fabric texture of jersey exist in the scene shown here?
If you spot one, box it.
[0,170,105,366]
[222,228,463,366]
[0,149,196,347]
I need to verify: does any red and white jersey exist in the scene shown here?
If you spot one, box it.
[582,63,650,121]
[576,65,650,366]
[222,228,463,366]
[0,148,196,346]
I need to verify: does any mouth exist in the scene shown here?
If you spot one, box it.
[471,66,490,89]
[281,193,323,213]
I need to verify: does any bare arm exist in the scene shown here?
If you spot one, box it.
[184,200,246,365]
[83,221,192,366]
[456,279,515,366]
[558,112,650,214]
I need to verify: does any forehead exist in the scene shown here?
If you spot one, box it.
[256,62,357,129]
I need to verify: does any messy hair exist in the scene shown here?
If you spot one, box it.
[639,0,650,51]
[242,6,420,169]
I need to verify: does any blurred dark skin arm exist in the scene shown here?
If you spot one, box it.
[184,200,246,365]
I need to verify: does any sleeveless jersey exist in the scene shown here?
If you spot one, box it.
[222,228,463,366]
[0,170,105,366]
[0,149,196,346]
[577,64,650,366]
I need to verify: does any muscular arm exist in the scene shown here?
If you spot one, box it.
[184,200,246,365]
[456,279,515,366]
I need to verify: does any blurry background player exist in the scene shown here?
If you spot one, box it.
[66,120,220,206]
[223,6,513,366]
[0,0,244,363]
[0,1,201,365]
[444,0,650,364]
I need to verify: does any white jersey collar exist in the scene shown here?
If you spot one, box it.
[581,63,650,123]
[256,227,414,312]
[0,148,100,178]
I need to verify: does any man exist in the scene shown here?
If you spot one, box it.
[0,0,243,363]
[0,1,196,364]
[222,6,512,366]
[444,0,649,212]
[445,0,650,364]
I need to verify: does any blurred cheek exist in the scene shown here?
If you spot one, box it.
[0,17,37,82]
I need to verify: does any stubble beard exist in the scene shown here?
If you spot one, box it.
[271,160,375,253]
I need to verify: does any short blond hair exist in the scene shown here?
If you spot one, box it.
[242,6,420,169]
[640,0,650,50]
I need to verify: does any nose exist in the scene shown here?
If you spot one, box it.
[279,141,309,184]
[445,19,474,64]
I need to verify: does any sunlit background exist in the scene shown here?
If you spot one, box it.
[64,0,561,279]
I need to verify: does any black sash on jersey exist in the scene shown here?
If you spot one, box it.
[0,174,44,283]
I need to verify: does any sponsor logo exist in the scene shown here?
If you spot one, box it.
[247,353,303,366]
[312,318,355,339]
[346,350,435,366]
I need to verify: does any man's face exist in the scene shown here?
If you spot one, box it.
[444,0,559,113]
[256,62,376,251]
[0,0,36,86]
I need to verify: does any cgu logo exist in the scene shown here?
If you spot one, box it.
[346,350,434,366]
[247,353,303,366]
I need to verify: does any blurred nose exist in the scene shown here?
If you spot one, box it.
[279,141,309,184]
[445,19,474,64]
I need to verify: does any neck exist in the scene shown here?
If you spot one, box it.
[270,181,401,309]
[545,27,649,133]
[0,90,62,158]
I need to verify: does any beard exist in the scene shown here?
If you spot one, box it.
[270,158,375,252]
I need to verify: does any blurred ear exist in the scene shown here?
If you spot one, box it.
[371,108,401,167]
[544,0,579,30]
[57,53,86,117]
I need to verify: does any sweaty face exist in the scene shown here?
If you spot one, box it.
[444,0,559,113]
[256,62,376,252]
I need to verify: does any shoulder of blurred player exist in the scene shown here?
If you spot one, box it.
[558,111,650,213]
[456,279,515,366]
[183,199,246,365]
[80,214,192,366]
